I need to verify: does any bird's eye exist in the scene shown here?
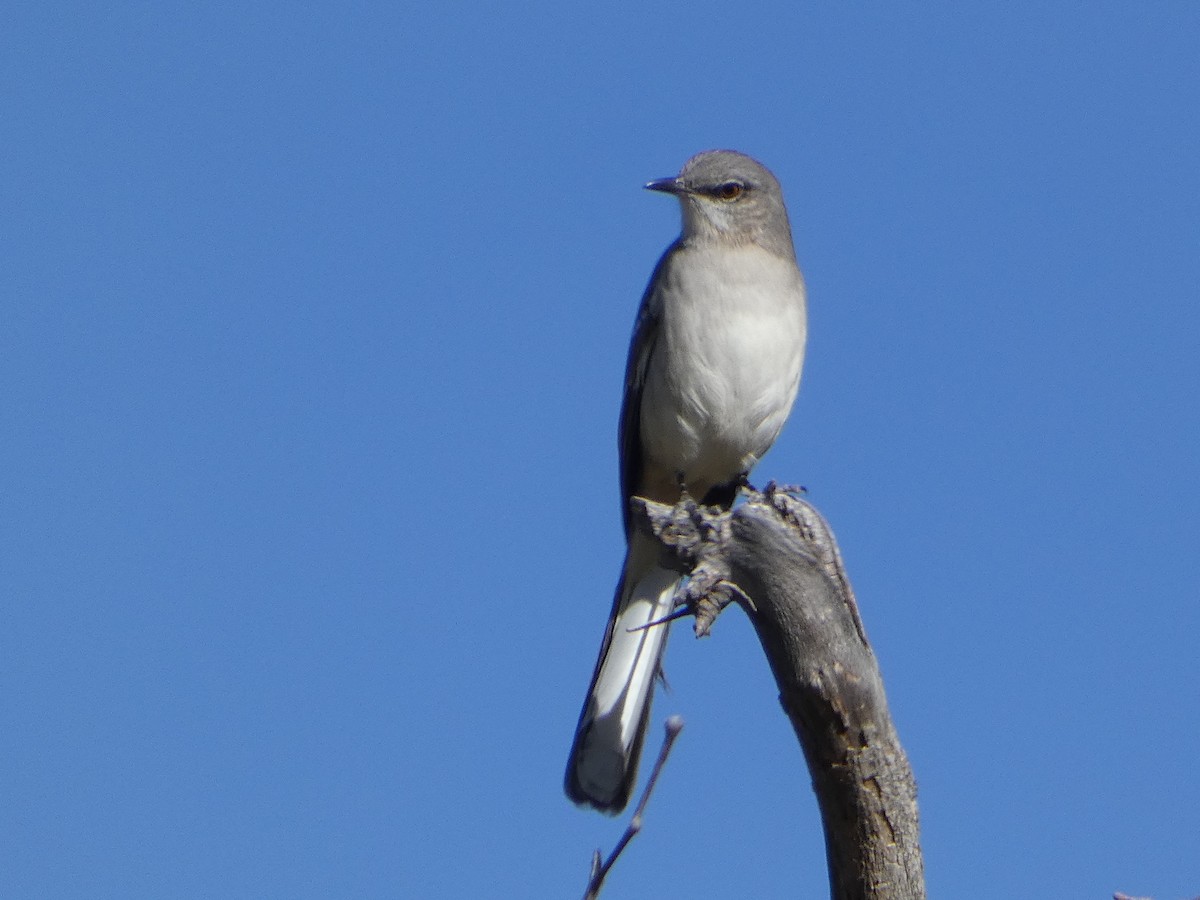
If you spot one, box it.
[715,182,744,200]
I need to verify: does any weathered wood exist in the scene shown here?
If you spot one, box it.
[635,487,925,900]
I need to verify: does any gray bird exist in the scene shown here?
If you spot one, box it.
[565,150,808,813]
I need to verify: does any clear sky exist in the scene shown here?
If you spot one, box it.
[4,3,1198,898]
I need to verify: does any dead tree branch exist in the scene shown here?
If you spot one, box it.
[634,485,926,900]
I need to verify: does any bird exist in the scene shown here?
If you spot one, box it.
[564,150,808,813]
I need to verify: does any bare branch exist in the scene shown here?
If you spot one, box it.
[581,717,685,900]
[631,488,926,899]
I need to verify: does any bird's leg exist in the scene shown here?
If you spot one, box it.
[673,471,693,503]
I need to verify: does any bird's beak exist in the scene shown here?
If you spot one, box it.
[644,177,686,195]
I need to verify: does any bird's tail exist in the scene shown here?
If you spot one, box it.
[565,535,678,813]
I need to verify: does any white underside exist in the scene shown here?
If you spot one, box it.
[640,243,806,491]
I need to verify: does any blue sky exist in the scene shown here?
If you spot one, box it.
[4,2,1199,897]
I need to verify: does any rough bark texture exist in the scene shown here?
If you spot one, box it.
[636,487,926,900]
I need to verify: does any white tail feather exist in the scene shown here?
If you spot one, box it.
[568,563,679,809]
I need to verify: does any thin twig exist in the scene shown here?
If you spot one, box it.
[626,607,693,632]
[581,717,685,900]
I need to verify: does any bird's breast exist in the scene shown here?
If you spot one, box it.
[640,244,807,494]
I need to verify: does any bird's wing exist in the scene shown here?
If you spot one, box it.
[618,240,678,537]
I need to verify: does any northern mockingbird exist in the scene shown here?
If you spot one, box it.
[565,150,808,813]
